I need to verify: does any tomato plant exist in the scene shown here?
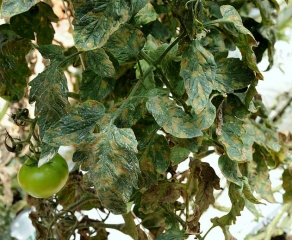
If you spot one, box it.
[17,154,69,198]
[1,0,292,240]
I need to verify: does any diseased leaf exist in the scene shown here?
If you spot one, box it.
[10,3,58,45]
[0,26,31,102]
[242,177,263,205]
[219,5,263,79]
[140,182,183,214]
[29,60,69,121]
[214,58,255,93]
[217,95,253,162]
[43,101,105,147]
[115,96,147,128]
[191,159,221,213]
[80,70,115,101]
[131,0,148,16]
[282,169,292,203]
[72,0,131,51]
[192,100,216,130]
[84,126,140,214]
[180,40,217,114]
[0,0,38,18]
[252,146,276,203]
[104,24,146,65]
[211,182,245,228]
[134,3,158,25]
[146,89,202,138]
[170,146,190,165]
[218,155,242,187]
[245,119,280,152]
[84,48,116,77]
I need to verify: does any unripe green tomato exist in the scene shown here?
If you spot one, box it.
[17,154,69,198]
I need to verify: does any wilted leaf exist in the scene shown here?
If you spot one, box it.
[0,26,31,102]
[214,58,255,93]
[104,24,146,65]
[134,3,158,25]
[0,0,38,18]
[191,159,221,213]
[84,126,140,214]
[211,182,245,230]
[186,204,201,235]
[219,5,263,79]
[252,146,276,203]
[180,40,217,114]
[146,89,202,138]
[242,177,263,204]
[218,155,242,187]
[72,0,131,50]
[43,100,105,147]
[140,182,183,214]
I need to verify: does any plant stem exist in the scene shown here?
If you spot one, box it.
[110,65,155,125]
[154,30,186,65]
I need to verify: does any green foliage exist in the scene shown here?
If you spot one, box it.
[0,0,290,239]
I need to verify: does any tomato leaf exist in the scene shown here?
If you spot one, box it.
[0,26,31,102]
[0,0,38,18]
[43,100,105,147]
[217,95,253,162]
[219,5,263,79]
[84,48,116,77]
[72,0,131,51]
[214,58,255,93]
[218,155,242,187]
[180,40,217,114]
[103,24,146,65]
[211,183,245,233]
[80,70,116,102]
[84,126,140,214]
[134,3,158,25]
[146,89,202,138]
[10,2,58,45]
[191,159,221,213]
[170,146,190,166]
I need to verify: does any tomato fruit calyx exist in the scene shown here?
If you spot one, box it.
[17,153,69,198]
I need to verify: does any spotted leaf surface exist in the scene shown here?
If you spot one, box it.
[214,58,255,93]
[0,0,38,18]
[43,101,105,147]
[146,89,202,138]
[217,95,253,162]
[85,126,140,214]
[219,5,263,79]
[72,0,131,51]
[218,155,242,187]
[104,24,146,65]
[180,40,217,114]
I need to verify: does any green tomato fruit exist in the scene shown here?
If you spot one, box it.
[18,153,69,198]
